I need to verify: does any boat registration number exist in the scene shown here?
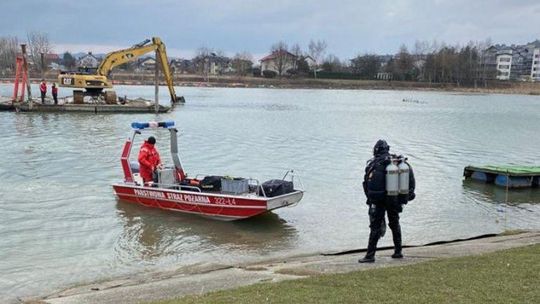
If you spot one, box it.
[214,197,237,205]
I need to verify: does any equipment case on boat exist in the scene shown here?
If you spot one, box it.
[259,179,294,197]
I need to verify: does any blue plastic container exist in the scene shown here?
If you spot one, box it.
[495,175,532,188]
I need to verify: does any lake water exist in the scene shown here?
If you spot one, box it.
[1,84,539,301]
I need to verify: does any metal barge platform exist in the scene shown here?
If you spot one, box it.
[13,101,172,113]
[7,95,179,113]
[0,97,14,111]
[464,165,540,188]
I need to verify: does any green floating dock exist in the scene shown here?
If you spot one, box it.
[464,165,540,188]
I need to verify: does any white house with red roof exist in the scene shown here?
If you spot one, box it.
[259,50,298,76]
[77,52,101,68]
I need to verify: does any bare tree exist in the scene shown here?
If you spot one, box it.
[413,40,429,56]
[290,43,302,70]
[413,40,429,80]
[214,49,225,58]
[62,52,76,70]
[0,36,19,74]
[232,51,253,76]
[321,54,343,72]
[27,31,52,73]
[475,38,493,87]
[351,54,381,79]
[193,47,212,76]
[195,47,212,58]
[308,39,327,78]
[270,41,292,76]
[394,44,414,80]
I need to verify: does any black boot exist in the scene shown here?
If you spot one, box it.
[359,230,379,263]
[358,256,375,263]
[391,224,403,259]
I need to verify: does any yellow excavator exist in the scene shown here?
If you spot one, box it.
[58,37,183,104]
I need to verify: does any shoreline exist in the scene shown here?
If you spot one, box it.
[27,230,540,304]
[2,75,540,96]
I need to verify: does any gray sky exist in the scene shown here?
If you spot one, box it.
[1,0,539,60]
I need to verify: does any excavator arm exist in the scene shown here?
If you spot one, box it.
[96,37,179,103]
[59,37,180,104]
[96,41,156,76]
[154,38,178,104]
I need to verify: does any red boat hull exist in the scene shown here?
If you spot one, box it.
[112,184,303,221]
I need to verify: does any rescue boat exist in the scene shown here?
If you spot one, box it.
[112,121,304,221]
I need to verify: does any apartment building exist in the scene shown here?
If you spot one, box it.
[483,40,540,81]
[496,51,512,80]
[531,48,540,80]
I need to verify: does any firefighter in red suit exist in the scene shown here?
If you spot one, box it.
[39,79,47,104]
[51,83,58,105]
[138,136,162,183]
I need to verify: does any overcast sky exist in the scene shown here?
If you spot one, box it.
[1,0,539,60]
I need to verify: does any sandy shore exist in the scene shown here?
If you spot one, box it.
[23,230,540,304]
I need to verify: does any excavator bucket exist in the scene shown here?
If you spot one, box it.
[174,95,186,104]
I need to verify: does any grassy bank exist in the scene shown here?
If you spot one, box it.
[155,244,540,304]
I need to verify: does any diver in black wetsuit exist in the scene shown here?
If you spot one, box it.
[359,140,415,263]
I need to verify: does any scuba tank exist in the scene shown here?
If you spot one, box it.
[385,159,399,196]
[398,156,410,204]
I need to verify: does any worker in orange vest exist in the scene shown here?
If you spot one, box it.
[51,83,58,105]
[39,79,47,104]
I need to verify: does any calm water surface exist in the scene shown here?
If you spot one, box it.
[0,84,539,301]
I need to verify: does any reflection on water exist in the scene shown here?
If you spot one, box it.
[459,180,539,233]
[463,180,540,206]
[115,201,297,263]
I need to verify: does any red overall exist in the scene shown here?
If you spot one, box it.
[39,81,47,103]
[138,141,161,182]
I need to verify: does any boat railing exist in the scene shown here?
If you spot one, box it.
[249,178,267,197]
[284,169,305,192]
[178,185,202,192]
[151,172,302,198]
[154,182,203,192]
[191,174,268,197]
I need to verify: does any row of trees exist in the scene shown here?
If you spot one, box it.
[292,39,496,85]
[0,32,503,84]
[0,32,52,75]
[422,43,495,85]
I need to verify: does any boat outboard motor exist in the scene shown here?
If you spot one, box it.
[398,157,410,204]
[385,159,399,196]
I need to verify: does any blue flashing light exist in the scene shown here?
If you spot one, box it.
[163,121,175,128]
[131,122,148,129]
[131,121,175,130]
